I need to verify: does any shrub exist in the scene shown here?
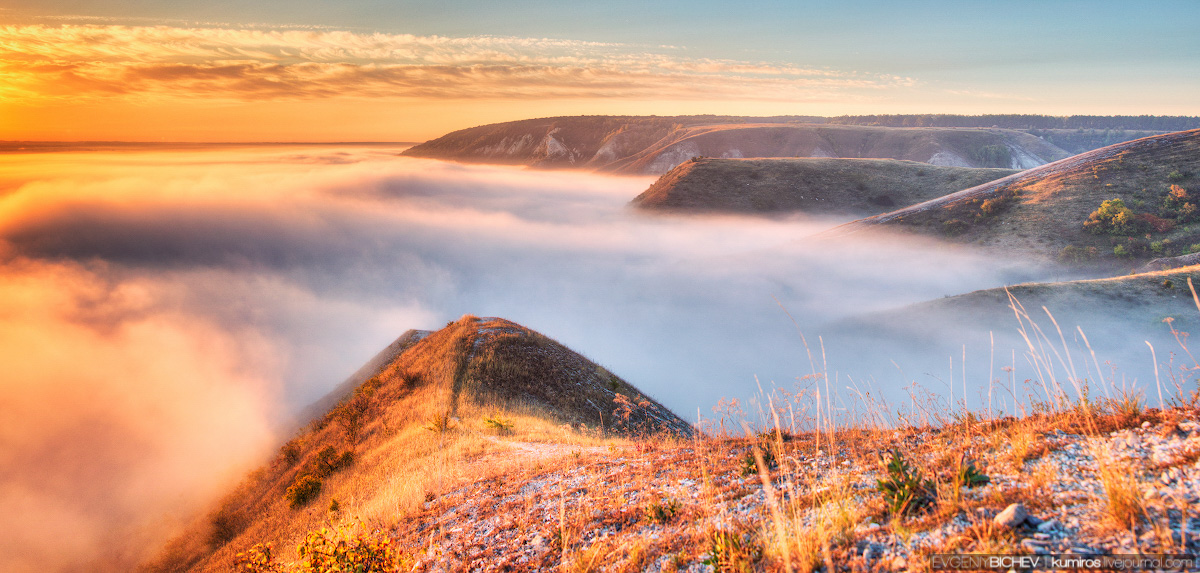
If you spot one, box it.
[314,446,354,478]
[740,444,777,476]
[1085,198,1145,235]
[423,413,456,433]
[1168,170,1187,183]
[234,543,280,573]
[209,509,244,548]
[1161,184,1197,223]
[279,439,302,466]
[1058,244,1099,264]
[643,498,681,524]
[1114,244,1130,258]
[297,525,401,573]
[876,449,935,516]
[956,457,990,488]
[286,474,323,508]
[1138,213,1176,234]
[484,415,514,434]
[703,529,761,572]
[943,219,969,236]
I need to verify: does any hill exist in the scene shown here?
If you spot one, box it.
[832,129,1200,266]
[400,116,1072,175]
[148,315,691,572]
[399,115,821,170]
[603,123,1068,174]
[630,157,1016,216]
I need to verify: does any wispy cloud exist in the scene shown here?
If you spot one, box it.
[0,24,914,103]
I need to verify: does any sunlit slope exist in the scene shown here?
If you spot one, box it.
[147,315,691,572]
[834,129,1200,266]
[631,157,1016,216]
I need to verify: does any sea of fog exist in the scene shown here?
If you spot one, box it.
[0,144,1189,570]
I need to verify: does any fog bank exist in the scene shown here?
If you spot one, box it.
[0,145,1190,570]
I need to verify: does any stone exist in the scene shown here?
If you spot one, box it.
[994,503,1029,528]
[1036,519,1058,532]
[1021,538,1049,554]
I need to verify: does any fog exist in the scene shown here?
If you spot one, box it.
[0,145,1192,570]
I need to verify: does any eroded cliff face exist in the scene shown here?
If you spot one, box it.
[403,116,1071,174]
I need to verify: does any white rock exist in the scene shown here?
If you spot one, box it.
[1037,519,1058,532]
[994,503,1029,528]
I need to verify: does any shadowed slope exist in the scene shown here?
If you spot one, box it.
[631,157,1016,216]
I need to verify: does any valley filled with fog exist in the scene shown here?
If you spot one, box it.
[0,145,1188,569]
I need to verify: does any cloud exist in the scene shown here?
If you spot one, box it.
[0,24,914,103]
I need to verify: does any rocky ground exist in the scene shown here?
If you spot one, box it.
[388,407,1200,572]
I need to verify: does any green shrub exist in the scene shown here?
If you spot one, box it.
[1114,244,1130,257]
[484,415,514,434]
[1085,198,1145,235]
[956,458,990,488]
[740,444,777,476]
[876,449,935,516]
[1168,170,1187,183]
[286,474,323,509]
[643,498,681,524]
[703,529,761,572]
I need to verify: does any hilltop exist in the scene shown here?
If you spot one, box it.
[148,315,690,572]
[833,129,1200,266]
[631,157,1016,216]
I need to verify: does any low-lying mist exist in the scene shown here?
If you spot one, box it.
[0,145,1191,570]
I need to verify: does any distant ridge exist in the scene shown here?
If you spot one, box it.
[401,114,1198,175]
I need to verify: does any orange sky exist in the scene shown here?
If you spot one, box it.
[1,22,1196,142]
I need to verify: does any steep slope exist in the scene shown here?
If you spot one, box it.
[833,129,1200,266]
[148,315,691,572]
[399,115,823,169]
[605,124,1068,174]
[630,156,1016,216]
[400,116,1071,175]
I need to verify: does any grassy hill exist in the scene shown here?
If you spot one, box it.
[630,157,1016,216]
[147,315,690,572]
[833,129,1200,267]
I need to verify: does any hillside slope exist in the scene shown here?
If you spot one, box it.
[401,116,1071,175]
[832,129,1200,266]
[148,315,691,572]
[605,123,1068,174]
[630,157,1016,216]
[399,115,822,170]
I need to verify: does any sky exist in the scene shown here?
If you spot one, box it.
[1,0,1197,141]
